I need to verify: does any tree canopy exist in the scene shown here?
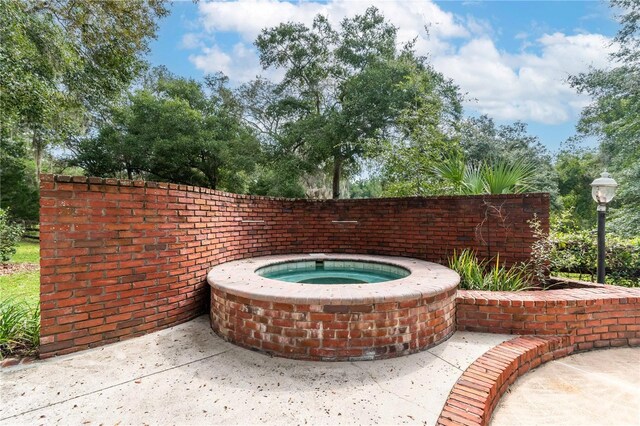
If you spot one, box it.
[380,115,554,197]
[0,134,39,222]
[253,7,462,198]
[3,2,639,242]
[569,0,640,236]
[0,0,169,178]
[458,116,557,195]
[69,69,260,192]
[554,146,600,231]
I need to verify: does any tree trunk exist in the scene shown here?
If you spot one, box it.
[205,167,218,190]
[332,155,342,199]
[32,129,43,182]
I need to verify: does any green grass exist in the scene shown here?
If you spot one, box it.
[0,240,40,358]
[553,271,595,282]
[0,271,40,307]
[553,271,638,287]
[9,240,39,264]
[1,240,40,307]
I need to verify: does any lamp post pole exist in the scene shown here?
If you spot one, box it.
[597,204,606,284]
[590,171,617,285]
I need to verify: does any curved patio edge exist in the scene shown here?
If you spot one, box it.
[441,279,640,426]
[437,336,573,426]
[437,335,639,426]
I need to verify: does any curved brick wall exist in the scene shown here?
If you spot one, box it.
[39,174,548,357]
[438,336,574,426]
[210,287,457,361]
[207,254,460,361]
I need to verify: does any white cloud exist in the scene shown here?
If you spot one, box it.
[464,15,495,38]
[186,0,614,125]
[181,33,204,49]
[190,0,466,81]
[197,0,467,42]
[434,32,613,124]
[189,42,272,82]
[189,45,232,74]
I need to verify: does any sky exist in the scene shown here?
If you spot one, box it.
[146,0,619,153]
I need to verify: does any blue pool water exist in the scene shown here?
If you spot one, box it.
[257,260,409,284]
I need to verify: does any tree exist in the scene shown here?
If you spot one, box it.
[247,163,307,199]
[569,0,640,236]
[376,62,463,197]
[0,0,169,179]
[0,208,24,262]
[254,7,461,198]
[0,130,39,222]
[382,114,554,197]
[554,147,600,231]
[348,177,384,199]
[236,78,313,197]
[68,70,260,192]
[458,116,557,195]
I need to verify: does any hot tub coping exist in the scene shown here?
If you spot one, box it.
[207,253,460,305]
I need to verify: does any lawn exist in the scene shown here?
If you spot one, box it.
[0,240,40,307]
[8,240,39,264]
[0,271,40,307]
[0,240,40,358]
[553,271,596,282]
[553,271,638,287]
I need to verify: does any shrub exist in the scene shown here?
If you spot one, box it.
[0,208,24,262]
[448,249,534,291]
[0,299,40,359]
[550,231,640,287]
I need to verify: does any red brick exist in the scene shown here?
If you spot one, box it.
[47,179,640,364]
[57,313,89,325]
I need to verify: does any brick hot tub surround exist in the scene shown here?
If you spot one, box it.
[208,254,459,360]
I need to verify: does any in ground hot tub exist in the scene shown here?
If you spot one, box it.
[256,259,410,284]
[207,254,459,361]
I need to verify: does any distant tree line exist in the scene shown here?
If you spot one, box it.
[1,1,638,237]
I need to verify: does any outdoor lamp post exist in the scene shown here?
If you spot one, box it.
[590,171,618,284]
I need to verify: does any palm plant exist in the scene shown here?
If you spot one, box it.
[430,153,466,193]
[462,163,485,194]
[481,158,536,194]
[432,155,537,195]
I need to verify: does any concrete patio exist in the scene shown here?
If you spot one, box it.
[1,316,638,425]
[492,347,640,426]
[1,316,510,425]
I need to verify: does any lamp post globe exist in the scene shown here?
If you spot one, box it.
[591,171,618,207]
[590,171,618,284]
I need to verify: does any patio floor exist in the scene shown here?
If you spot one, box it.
[1,316,509,425]
[2,316,638,425]
[491,346,640,426]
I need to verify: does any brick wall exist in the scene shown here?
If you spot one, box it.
[39,174,549,357]
[210,287,457,361]
[456,285,640,351]
[442,283,640,425]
